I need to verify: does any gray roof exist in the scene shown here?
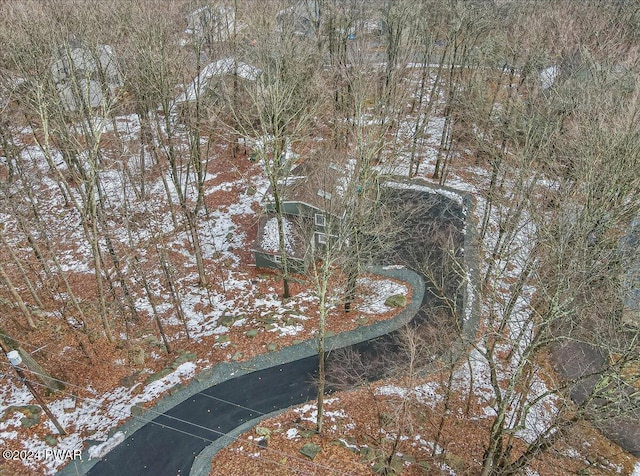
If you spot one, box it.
[621,219,640,326]
[51,45,122,111]
[185,4,235,42]
[174,57,260,104]
[263,159,354,218]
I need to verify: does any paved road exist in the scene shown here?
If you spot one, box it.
[80,185,467,476]
[88,358,319,475]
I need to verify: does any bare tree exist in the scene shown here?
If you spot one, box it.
[229,14,322,298]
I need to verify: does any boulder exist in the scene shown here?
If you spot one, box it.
[2,405,42,429]
[299,442,321,460]
[128,347,145,366]
[170,352,197,369]
[384,294,406,308]
[144,368,173,385]
[219,314,235,326]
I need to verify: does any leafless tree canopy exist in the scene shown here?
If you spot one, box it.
[0,0,639,474]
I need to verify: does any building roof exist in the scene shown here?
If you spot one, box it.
[254,213,309,260]
[276,0,320,36]
[263,159,354,218]
[622,219,640,326]
[50,44,122,111]
[174,57,261,104]
[185,4,235,42]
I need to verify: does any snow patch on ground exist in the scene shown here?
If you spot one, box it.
[293,399,354,428]
[358,277,408,314]
[383,181,465,206]
[88,431,125,459]
[376,382,442,407]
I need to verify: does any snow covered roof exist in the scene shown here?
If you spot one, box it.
[185,4,235,42]
[261,216,295,254]
[50,44,122,111]
[622,219,640,327]
[174,57,261,104]
[256,214,307,259]
[276,0,320,36]
[540,65,559,90]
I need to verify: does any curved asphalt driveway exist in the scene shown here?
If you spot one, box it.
[59,183,471,476]
[88,359,320,475]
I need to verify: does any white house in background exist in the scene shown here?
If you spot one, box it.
[622,218,640,328]
[540,65,560,90]
[174,57,261,105]
[276,0,321,37]
[51,44,122,112]
[185,4,236,43]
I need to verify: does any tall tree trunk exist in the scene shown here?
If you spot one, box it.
[0,263,36,329]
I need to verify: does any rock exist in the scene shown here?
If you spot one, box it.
[299,442,321,460]
[219,314,235,326]
[21,416,40,428]
[44,435,58,447]
[246,329,259,338]
[359,446,373,460]
[257,437,268,448]
[142,335,161,346]
[169,383,184,396]
[144,368,173,385]
[384,294,406,308]
[443,452,467,472]
[130,384,144,396]
[2,405,41,423]
[120,372,140,388]
[128,347,145,366]
[170,352,197,369]
[390,456,404,473]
